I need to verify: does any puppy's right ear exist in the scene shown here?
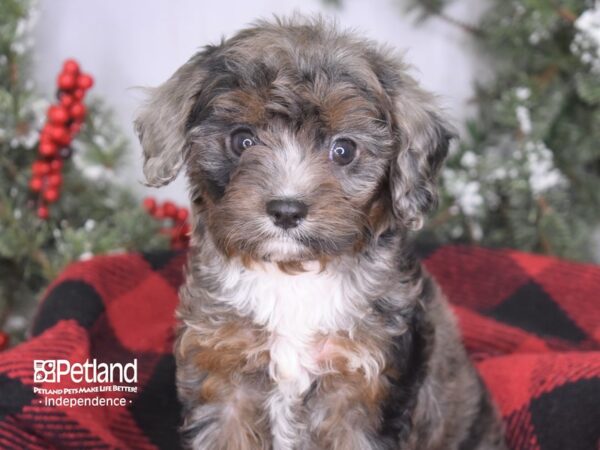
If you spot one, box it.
[134,54,207,187]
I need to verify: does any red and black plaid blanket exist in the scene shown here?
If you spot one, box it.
[0,246,598,449]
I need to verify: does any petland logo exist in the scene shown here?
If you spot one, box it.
[33,359,137,384]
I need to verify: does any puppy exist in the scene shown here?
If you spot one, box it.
[135,16,506,450]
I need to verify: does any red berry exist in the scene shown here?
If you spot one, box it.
[43,188,60,203]
[172,223,191,249]
[60,93,75,108]
[77,74,94,90]
[0,331,8,350]
[48,173,62,188]
[143,197,157,213]
[154,206,165,219]
[32,161,51,176]
[31,161,43,176]
[176,208,189,222]
[29,177,43,192]
[39,141,58,157]
[163,201,177,218]
[39,134,52,147]
[49,126,71,146]
[40,123,53,136]
[73,89,85,100]
[62,59,80,75]
[57,73,77,91]
[171,241,184,250]
[70,103,86,120]
[180,223,191,237]
[61,133,72,146]
[47,105,70,125]
[50,159,63,172]
[170,226,184,239]
[37,206,49,219]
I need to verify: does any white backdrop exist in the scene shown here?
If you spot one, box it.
[33,0,487,202]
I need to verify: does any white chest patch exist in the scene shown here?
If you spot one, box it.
[219,260,359,448]
[223,261,355,386]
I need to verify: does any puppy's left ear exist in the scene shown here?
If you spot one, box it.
[134,54,206,187]
[388,77,456,230]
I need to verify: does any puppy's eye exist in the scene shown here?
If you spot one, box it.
[329,139,357,165]
[231,129,257,155]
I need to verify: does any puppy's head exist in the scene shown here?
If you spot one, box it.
[135,17,455,263]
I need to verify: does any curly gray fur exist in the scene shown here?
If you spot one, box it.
[135,15,506,450]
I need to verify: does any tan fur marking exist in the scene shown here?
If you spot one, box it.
[212,89,267,125]
[189,321,270,376]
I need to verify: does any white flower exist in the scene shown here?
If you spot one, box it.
[93,135,108,147]
[516,105,532,135]
[575,2,600,44]
[450,226,464,238]
[515,87,531,101]
[460,151,478,169]
[31,98,50,123]
[525,141,566,195]
[489,167,507,181]
[15,129,39,148]
[73,153,115,181]
[529,31,543,45]
[443,170,484,217]
[82,165,104,180]
[572,2,600,72]
[459,181,484,216]
[84,219,96,231]
[79,251,94,261]
[5,315,27,332]
[11,41,27,55]
[471,222,483,241]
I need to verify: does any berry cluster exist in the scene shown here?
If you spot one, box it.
[143,197,191,249]
[0,331,7,351]
[29,59,94,219]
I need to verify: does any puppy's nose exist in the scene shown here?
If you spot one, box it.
[266,199,308,229]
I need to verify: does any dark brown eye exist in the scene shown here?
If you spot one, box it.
[231,129,256,155]
[329,138,357,165]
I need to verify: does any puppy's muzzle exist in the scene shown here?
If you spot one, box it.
[266,198,308,229]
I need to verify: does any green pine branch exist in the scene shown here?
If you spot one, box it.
[0,0,169,344]
[332,0,600,262]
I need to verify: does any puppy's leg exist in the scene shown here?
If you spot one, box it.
[456,378,507,450]
[176,321,272,450]
[304,373,387,450]
[268,381,307,450]
[179,373,270,450]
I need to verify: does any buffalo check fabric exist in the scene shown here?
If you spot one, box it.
[0,246,599,449]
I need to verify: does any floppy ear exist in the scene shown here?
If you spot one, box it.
[388,77,456,230]
[134,53,207,187]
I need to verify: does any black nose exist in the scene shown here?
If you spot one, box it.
[266,199,308,229]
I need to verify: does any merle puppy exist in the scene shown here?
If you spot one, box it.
[135,16,506,450]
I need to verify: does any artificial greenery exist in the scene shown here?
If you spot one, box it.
[413,0,600,261]
[0,0,167,343]
[336,0,600,261]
